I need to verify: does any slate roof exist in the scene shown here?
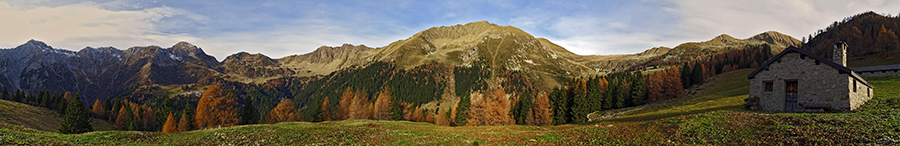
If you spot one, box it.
[747,46,873,88]
[851,64,900,72]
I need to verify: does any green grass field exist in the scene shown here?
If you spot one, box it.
[3,68,900,145]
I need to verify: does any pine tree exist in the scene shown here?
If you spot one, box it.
[40,91,50,108]
[241,96,257,125]
[56,93,69,116]
[681,64,692,89]
[513,92,533,125]
[630,72,647,106]
[24,91,33,105]
[128,106,143,131]
[58,93,93,134]
[162,113,178,133]
[549,87,569,125]
[692,62,704,86]
[1,88,7,100]
[454,95,471,126]
[14,90,22,102]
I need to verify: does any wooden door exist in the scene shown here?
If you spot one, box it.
[785,81,798,113]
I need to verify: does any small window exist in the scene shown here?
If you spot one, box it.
[764,81,773,92]
[853,80,857,92]
[868,88,871,97]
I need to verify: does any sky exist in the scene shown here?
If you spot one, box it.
[1,0,898,61]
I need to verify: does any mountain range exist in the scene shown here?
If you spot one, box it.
[0,21,805,102]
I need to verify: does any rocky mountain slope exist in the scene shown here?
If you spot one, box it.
[0,40,220,101]
[0,21,801,103]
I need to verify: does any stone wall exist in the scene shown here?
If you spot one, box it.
[849,77,873,110]
[749,53,872,112]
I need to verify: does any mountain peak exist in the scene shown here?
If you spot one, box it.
[748,31,802,47]
[17,39,51,50]
[711,34,738,42]
[171,41,206,55]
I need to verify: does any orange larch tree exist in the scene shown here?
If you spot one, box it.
[372,88,391,120]
[265,98,297,124]
[194,85,239,129]
[91,99,104,118]
[162,113,178,133]
[532,92,552,126]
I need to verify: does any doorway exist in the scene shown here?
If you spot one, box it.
[785,81,798,113]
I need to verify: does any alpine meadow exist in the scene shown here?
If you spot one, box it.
[2,1,900,145]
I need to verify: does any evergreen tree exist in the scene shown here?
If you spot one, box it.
[630,72,647,106]
[56,94,68,116]
[241,96,258,125]
[58,93,93,134]
[549,87,569,125]
[607,78,623,109]
[692,62,704,86]
[40,91,50,108]
[681,64,692,89]
[1,88,7,100]
[513,92,533,125]
[24,91,33,105]
[14,90,23,102]
[177,103,194,131]
[390,98,403,121]
[128,107,144,131]
[569,79,590,123]
[103,98,113,117]
[453,95,470,126]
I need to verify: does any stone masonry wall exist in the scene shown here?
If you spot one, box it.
[749,53,870,112]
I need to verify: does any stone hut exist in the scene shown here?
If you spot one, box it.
[745,42,873,112]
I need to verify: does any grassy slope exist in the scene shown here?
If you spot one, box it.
[0,99,113,132]
[3,68,900,145]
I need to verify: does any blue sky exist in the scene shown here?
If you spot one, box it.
[1,0,898,61]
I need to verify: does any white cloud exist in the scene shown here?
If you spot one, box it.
[0,1,201,51]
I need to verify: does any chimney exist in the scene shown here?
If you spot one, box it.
[833,42,847,66]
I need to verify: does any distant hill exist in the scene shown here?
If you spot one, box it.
[802,11,900,67]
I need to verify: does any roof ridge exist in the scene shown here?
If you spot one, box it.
[747,46,872,88]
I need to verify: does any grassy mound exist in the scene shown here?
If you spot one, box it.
[0,99,113,132]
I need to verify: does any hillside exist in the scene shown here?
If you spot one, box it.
[5,68,899,145]
[0,99,113,132]
[802,11,900,67]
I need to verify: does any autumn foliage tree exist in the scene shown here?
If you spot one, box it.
[91,99,104,118]
[162,113,178,133]
[532,92,552,126]
[265,98,297,124]
[647,67,683,102]
[194,85,239,129]
[178,107,192,132]
[466,88,514,126]
[372,87,393,120]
